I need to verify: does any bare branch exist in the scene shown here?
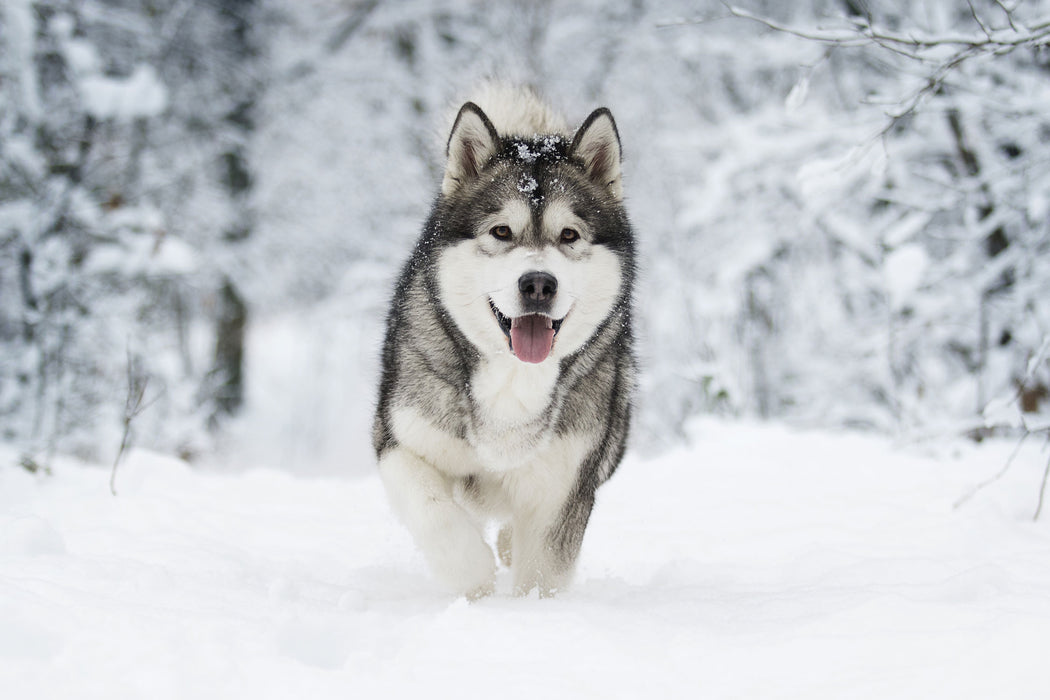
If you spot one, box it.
[993,0,1021,33]
[109,347,162,496]
[954,430,1029,509]
[712,4,868,46]
[952,420,1050,514]
[1035,448,1050,521]
[868,45,981,137]
[654,11,734,30]
[981,335,1050,420]
[967,0,994,42]
[712,2,1050,52]
[325,0,380,54]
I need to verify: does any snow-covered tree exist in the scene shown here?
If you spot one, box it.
[0,0,261,461]
[708,0,1050,435]
[4,0,1048,468]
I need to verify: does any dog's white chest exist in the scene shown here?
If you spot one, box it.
[469,356,559,426]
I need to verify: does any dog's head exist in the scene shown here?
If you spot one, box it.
[434,102,634,365]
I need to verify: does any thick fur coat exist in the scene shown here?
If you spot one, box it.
[373,85,636,597]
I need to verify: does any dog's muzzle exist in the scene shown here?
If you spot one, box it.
[489,271,564,363]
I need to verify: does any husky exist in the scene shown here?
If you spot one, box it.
[373,85,636,598]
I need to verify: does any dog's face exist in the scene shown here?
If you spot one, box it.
[435,104,632,364]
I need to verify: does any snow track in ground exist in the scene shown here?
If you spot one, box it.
[2,421,1049,698]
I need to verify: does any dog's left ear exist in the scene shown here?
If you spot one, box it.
[570,108,623,201]
[442,102,500,197]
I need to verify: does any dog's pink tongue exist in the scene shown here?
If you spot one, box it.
[510,315,555,364]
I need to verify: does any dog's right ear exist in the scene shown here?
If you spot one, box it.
[442,102,500,197]
[570,108,623,201]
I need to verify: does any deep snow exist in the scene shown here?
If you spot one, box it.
[3,421,1049,698]
[2,423,1050,696]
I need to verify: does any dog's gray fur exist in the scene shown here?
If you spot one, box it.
[373,85,635,598]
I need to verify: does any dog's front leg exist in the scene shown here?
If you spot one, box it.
[506,458,595,598]
[379,447,496,599]
[509,490,594,598]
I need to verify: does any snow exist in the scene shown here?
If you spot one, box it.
[4,0,41,118]
[49,11,169,121]
[4,1,1050,690]
[79,65,168,120]
[85,232,198,278]
[515,142,540,163]
[3,421,1050,698]
[518,175,539,195]
[884,244,929,310]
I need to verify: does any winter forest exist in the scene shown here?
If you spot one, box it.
[2,0,1049,467]
[3,1,1050,696]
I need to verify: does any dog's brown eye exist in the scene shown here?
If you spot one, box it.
[490,225,512,240]
[560,228,580,243]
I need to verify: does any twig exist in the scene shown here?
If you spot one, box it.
[1034,449,1050,521]
[716,2,1050,50]
[954,430,1029,509]
[653,9,736,30]
[980,334,1050,419]
[710,4,867,45]
[993,0,1021,33]
[109,347,161,496]
[967,0,994,41]
[324,0,380,54]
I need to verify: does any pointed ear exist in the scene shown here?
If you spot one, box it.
[570,108,623,200]
[442,102,500,197]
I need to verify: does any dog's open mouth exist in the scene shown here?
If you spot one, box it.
[489,300,564,364]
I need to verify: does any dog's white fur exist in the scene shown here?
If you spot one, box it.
[453,81,569,137]
[379,85,628,598]
[384,219,620,594]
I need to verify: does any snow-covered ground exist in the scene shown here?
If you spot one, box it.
[3,421,1049,698]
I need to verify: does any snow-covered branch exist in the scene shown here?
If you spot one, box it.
[718,3,1050,54]
[717,3,1050,125]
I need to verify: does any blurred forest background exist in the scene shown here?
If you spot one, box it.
[2,0,1048,474]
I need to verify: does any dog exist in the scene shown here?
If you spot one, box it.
[373,84,636,598]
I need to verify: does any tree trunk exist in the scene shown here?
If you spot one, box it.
[211,277,247,420]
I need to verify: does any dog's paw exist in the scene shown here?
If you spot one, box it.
[421,509,496,597]
[465,579,495,602]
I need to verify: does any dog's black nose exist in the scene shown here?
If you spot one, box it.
[518,271,558,303]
